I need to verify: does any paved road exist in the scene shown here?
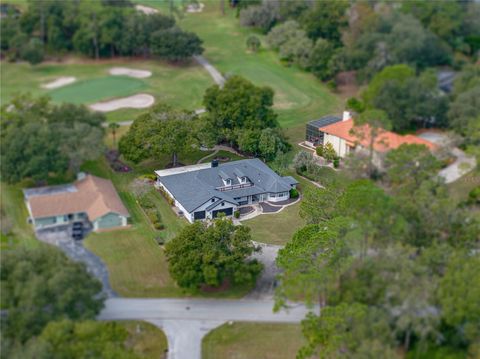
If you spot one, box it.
[99,298,315,359]
[193,55,225,86]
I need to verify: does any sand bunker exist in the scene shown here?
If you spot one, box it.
[186,2,204,13]
[89,94,155,112]
[109,67,152,79]
[41,77,76,89]
[135,4,158,15]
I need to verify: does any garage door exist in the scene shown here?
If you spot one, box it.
[212,208,233,218]
[194,211,206,220]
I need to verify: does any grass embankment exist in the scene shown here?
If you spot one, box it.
[202,322,305,359]
[122,321,168,359]
[0,60,212,122]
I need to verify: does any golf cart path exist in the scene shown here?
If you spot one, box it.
[193,55,225,86]
[99,298,314,359]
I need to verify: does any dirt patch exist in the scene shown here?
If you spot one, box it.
[41,76,76,89]
[89,94,155,112]
[135,4,158,14]
[109,67,152,79]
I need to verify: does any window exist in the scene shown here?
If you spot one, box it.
[278,193,284,197]
[270,194,276,198]
[221,202,225,206]
[211,198,215,203]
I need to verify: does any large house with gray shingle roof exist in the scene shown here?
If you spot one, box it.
[154,159,298,223]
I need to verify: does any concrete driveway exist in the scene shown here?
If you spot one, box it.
[418,131,476,183]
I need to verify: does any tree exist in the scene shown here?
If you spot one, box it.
[12,320,139,359]
[385,144,441,194]
[372,70,449,131]
[322,142,337,162]
[308,38,337,80]
[351,110,391,177]
[0,95,105,183]
[362,64,415,106]
[246,35,260,52]
[239,1,279,33]
[150,27,203,61]
[258,128,287,161]
[448,86,480,136]
[266,20,312,67]
[119,104,196,166]
[438,253,480,344]
[0,247,103,345]
[202,76,281,152]
[108,122,120,147]
[301,0,349,46]
[165,219,263,290]
[293,150,315,173]
[20,38,44,65]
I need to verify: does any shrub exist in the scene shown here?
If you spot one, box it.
[333,158,340,168]
[138,195,155,209]
[468,186,480,204]
[323,142,337,162]
[154,222,165,230]
[246,35,261,52]
[234,210,240,219]
[315,145,324,157]
[290,188,299,198]
[139,173,157,181]
[293,151,315,173]
[239,1,279,33]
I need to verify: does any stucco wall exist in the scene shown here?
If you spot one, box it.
[324,134,350,158]
[93,212,123,230]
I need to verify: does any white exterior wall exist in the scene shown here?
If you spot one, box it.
[268,191,290,202]
[324,134,350,158]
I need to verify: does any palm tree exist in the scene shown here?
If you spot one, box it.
[108,122,120,148]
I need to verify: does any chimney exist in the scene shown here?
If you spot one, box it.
[342,111,351,121]
[211,159,219,168]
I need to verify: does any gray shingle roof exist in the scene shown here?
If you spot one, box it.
[157,159,298,213]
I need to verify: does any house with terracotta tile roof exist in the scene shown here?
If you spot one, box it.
[307,111,437,165]
[24,174,129,232]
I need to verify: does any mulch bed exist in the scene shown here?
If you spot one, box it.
[105,150,132,172]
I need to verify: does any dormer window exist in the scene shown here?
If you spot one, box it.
[225,178,232,186]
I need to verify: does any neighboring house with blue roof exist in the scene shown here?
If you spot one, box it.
[154,159,298,223]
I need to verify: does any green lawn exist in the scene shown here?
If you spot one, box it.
[447,168,480,205]
[1,59,212,122]
[49,76,146,104]
[122,321,168,359]
[202,322,305,359]
[178,3,341,143]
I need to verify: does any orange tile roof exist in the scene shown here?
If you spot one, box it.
[319,119,437,153]
[27,175,129,220]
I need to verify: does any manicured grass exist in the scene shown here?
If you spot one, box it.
[49,76,146,104]
[0,182,39,249]
[0,59,212,122]
[179,4,341,143]
[122,321,168,359]
[245,201,304,246]
[202,322,305,359]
